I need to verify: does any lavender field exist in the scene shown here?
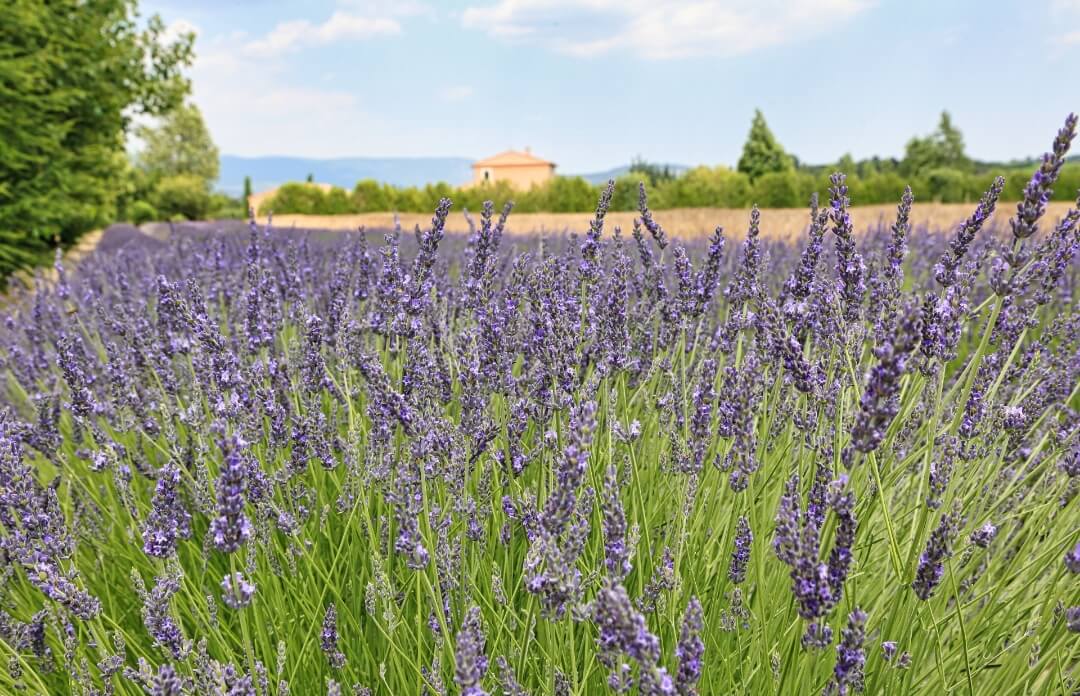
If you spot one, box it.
[1,115,1079,696]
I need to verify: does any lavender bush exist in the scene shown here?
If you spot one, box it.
[1,116,1079,695]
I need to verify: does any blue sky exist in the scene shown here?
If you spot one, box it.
[146,0,1080,173]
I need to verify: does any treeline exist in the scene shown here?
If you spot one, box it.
[262,110,1080,215]
[261,161,1080,216]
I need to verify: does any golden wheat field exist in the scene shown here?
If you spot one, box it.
[265,201,1077,241]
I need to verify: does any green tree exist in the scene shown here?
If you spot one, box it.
[136,102,219,184]
[737,109,794,181]
[154,174,210,220]
[0,1,193,270]
[243,176,253,201]
[753,170,800,207]
[629,157,675,185]
[903,111,971,175]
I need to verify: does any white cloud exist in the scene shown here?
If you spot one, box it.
[171,26,377,160]
[438,85,475,102]
[462,0,874,59]
[243,11,401,57]
[1054,29,1080,44]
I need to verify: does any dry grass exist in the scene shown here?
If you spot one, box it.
[265,201,1077,241]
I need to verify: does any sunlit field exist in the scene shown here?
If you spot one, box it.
[1,116,1079,695]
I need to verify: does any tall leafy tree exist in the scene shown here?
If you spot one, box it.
[136,102,219,184]
[903,111,971,175]
[737,109,794,181]
[0,0,193,276]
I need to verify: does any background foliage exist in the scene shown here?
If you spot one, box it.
[0,0,194,276]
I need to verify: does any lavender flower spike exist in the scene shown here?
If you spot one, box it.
[1010,113,1077,240]
[454,606,489,696]
[934,176,1005,287]
[829,173,866,323]
[638,181,668,249]
[828,607,867,696]
[675,597,704,696]
[142,461,193,559]
[322,602,346,668]
[209,434,252,554]
[850,312,919,456]
[221,572,255,609]
[912,507,962,600]
[728,516,753,585]
[1065,542,1080,574]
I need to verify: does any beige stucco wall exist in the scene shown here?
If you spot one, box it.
[471,164,554,189]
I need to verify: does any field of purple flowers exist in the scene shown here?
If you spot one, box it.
[1,115,1079,696]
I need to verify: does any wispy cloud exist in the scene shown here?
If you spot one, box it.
[438,85,475,102]
[243,11,401,57]
[462,0,874,59]
[1054,29,1080,44]
[158,19,379,159]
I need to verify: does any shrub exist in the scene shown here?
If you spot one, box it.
[753,170,800,207]
[128,200,158,225]
[154,174,210,220]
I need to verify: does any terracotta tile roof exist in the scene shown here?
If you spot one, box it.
[472,150,555,168]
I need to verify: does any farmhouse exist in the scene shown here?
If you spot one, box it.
[470,148,555,189]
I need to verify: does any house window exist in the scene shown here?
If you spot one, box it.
[484,170,491,181]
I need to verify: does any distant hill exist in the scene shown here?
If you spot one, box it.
[218,155,475,195]
[217,155,695,196]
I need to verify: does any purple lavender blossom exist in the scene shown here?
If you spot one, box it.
[322,602,346,669]
[149,664,185,696]
[1010,113,1077,240]
[601,464,631,580]
[139,572,186,658]
[221,572,255,609]
[826,477,857,602]
[593,580,673,692]
[785,193,828,304]
[773,475,802,566]
[934,177,1005,287]
[881,641,897,661]
[828,608,867,695]
[728,516,753,585]
[542,400,596,537]
[970,522,997,549]
[885,186,913,289]
[454,606,489,696]
[1067,607,1080,633]
[912,508,962,600]
[850,312,919,455]
[829,173,866,323]
[142,461,192,558]
[674,597,704,696]
[209,435,252,554]
[638,182,668,250]
[1065,542,1080,573]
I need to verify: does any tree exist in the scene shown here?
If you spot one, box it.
[0,1,193,261]
[903,111,971,175]
[243,176,253,204]
[155,174,210,220]
[630,157,675,185]
[737,109,794,181]
[136,102,219,184]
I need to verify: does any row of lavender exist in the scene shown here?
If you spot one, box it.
[1,115,1079,695]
